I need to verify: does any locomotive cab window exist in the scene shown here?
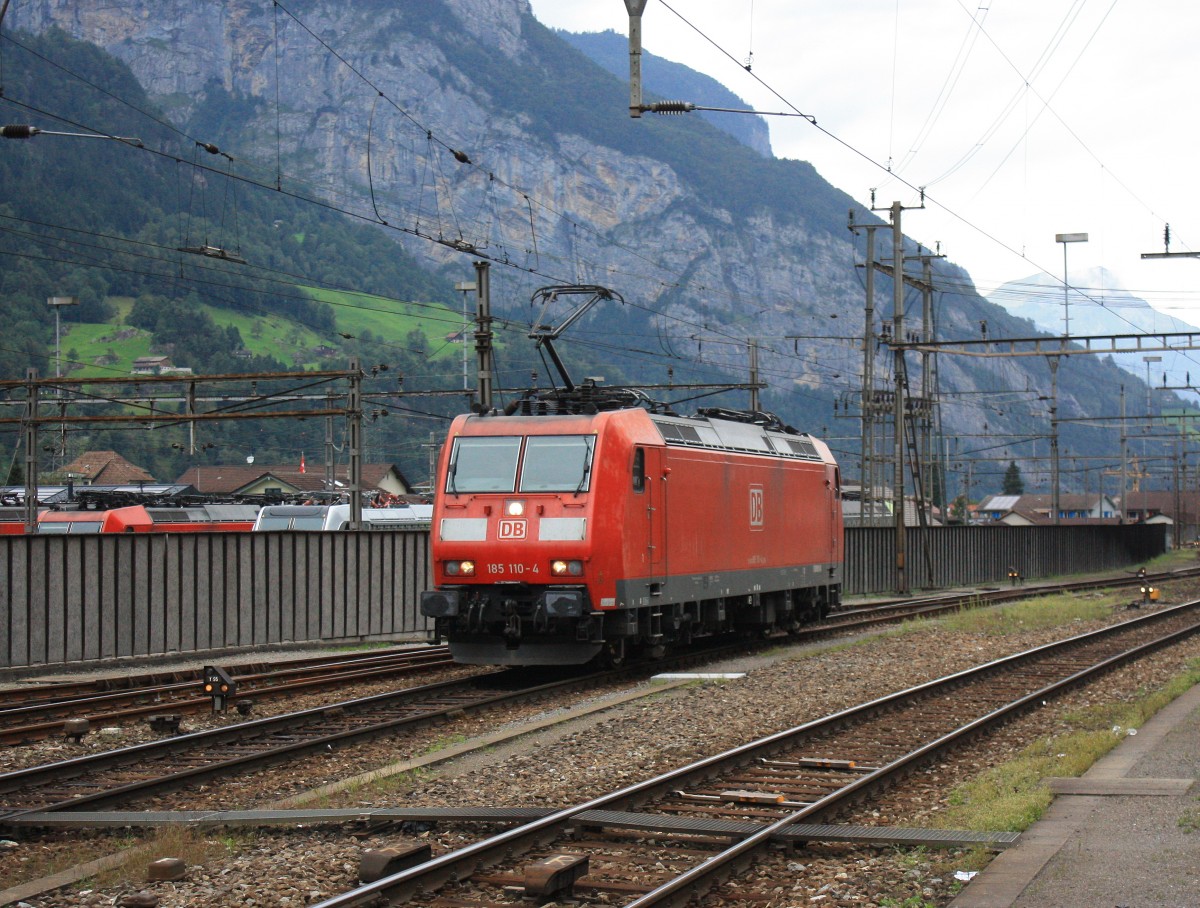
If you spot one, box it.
[519,435,595,492]
[632,447,645,493]
[446,435,521,493]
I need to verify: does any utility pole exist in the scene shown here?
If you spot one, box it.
[748,339,760,413]
[23,368,39,533]
[473,261,494,413]
[1049,356,1060,524]
[890,201,905,586]
[427,431,439,495]
[1120,386,1128,523]
[871,195,925,594]
[909,247,944,520]
[1174,422,1183,548]
[848,213,886,526]
[325,389,336,494]
[348,357,362,530]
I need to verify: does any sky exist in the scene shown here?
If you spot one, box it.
[526,0,1200,331]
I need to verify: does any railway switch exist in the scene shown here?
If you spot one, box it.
[202,665,237,712]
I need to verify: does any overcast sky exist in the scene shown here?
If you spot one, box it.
[527,0,1200,331]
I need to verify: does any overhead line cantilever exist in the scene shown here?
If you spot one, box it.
[893,331,1200,357]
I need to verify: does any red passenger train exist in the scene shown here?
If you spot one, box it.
[421,399,843,665]
[35,503,259,533]
[0,489,260,534]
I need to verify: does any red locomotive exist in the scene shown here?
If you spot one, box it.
[421,395,843,665]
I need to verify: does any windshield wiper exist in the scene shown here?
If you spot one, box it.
[574,445,593,495]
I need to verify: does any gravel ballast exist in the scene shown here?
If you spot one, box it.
[4,587,1199,907]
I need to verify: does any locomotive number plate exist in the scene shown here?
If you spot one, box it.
[485,562,540,576]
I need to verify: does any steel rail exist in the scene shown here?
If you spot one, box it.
[1,572,1190,823]
[0,636,761,821]
[0,650,460,746]
[1,646,451,706]
[0,671,515,817]
[309,599,1200,907]
[623,610,1200,907]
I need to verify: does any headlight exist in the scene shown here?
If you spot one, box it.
[504,499,525,517]
[445,560,475,576]
[551,559,583,576]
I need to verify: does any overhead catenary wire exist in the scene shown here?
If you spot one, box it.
[653,0,1195,311]
[1,1,1191,474]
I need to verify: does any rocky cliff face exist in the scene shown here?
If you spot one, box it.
[4,0,1056,443]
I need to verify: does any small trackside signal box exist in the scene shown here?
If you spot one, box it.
[202,665,237,712]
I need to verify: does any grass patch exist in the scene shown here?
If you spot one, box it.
[1145,549,1199,572]
[327,766,432,806]
[933,658,1200,834]
[82,826,246,890]
[10,826,243,894]
[370,767,431,795]
[2,833,137,890]
[422,733,469,756]
[1178,804,1200,834]
[939,592,1122,636]
[327,641,400,653]
[300,286,465,359]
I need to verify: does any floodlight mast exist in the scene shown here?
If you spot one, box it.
[528,285,622,391]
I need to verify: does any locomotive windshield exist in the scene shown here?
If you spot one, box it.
[519,435,595,492]
[447,436,522,492]
[446,434,595,494]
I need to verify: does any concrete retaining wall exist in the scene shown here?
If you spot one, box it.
[0,524,1167,669]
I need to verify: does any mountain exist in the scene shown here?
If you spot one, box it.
[2,0,1192,494]
[988,268,1200,398]
[989,267,1197,337]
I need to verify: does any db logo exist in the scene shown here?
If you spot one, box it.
[498,519,527,540]
[749,486,764,529]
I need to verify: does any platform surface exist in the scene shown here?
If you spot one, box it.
[949,681,1200,908]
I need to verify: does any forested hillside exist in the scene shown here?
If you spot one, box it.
[2,3,1185,494]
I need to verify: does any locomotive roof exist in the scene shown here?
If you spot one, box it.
[452,405,833,464]
[650,414,828,462]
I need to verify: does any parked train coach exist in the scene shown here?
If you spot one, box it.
[420,405,844,665]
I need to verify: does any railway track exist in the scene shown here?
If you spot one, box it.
[823,564,1200,629]
[0,630,803,823]
[305,598,1200,907]
[4,566,1185,751]
[0,646,458,746]
[0,570,1187,824]
[0,668,567,820]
